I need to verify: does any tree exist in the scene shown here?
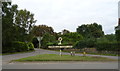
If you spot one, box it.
[2,2,18,47]
[73,37,96,49]
[15,9,37,33]
[61,32,83,45]
[41,33,56,48]
[2,2,36,53]
[32,25,54,37]
[77,23,104,38]
[14,9,37,42]
[104,34,116,42]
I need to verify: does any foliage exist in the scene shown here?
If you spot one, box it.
[27,42,34,50]
[115,30,120,42]
[61,32,83,45]
[95,42,119,51]
[32,25,54,37]
[46,42,72,46]
[2,2,18,47]
[2,2,36,53]
[46,42,57,46]
[2,46,16,53]
[77,23,104,38]
[15,9,37,31]
[104,34,116,42]
[73,38,96,49]
[95,35,119,51]
[41,33,57,48]
[12,41,28,52]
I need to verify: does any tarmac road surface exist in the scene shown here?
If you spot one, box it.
[2,61,118,69]
[2,48,119,69]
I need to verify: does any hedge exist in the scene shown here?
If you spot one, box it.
[95,42,120,51]
[12,41,28,52]
[73,39,95,49]
[73,39,120,52]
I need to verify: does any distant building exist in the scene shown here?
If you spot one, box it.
[62,29,70,34]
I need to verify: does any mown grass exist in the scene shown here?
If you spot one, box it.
[13,54,117,62]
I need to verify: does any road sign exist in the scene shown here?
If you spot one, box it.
[48,46,72,48]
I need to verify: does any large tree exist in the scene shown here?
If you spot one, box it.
[32,25,54,37]
[2,2,36,52]
[14,9,37,42]
[61,32,83,45]
[77,23,104,38]
[2,2,18,47]
[15,9,37,33]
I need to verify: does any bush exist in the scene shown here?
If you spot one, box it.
[2,41,16,53]
[41,33,57,49]
[61,32,83,45]
[12,41,29,52]
[46,42,73,46]
[95,42,119,51]
[27,42,34,50]
[2,46,16,53]
[46,42,57,46]
[73,38,96,49]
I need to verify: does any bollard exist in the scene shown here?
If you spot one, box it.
[73,51,75,56]
[60,49,62,56]
[83,52,86,56]
[70,52,73,56]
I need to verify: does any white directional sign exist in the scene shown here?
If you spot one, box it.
[48,46,72,48]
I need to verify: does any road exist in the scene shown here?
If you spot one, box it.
[2,61,118,69]
[2,48,119,69]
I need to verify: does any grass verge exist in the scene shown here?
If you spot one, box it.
[13,54,117,62]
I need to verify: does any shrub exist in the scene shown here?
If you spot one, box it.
[12,41,29,52]
[27,42,34,50]
[95,42,119,51]
[2,46,16,53]
[73,38,96,49]
[61,32,83,45]
[41,33,57,49]
[46,42,57,46]
[2,41,16,53]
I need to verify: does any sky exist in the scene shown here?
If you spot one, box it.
[12,0,119,34]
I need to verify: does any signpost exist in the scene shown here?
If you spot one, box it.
[58,37,62,56]
[48,37,73,56]
[37,36,43,50]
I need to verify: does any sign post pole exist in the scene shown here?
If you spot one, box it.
[37,36,43,53]
[58,37,62,56]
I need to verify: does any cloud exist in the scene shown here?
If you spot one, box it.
[12,0,119,34]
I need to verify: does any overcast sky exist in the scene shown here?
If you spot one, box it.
[12,0,119,34]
